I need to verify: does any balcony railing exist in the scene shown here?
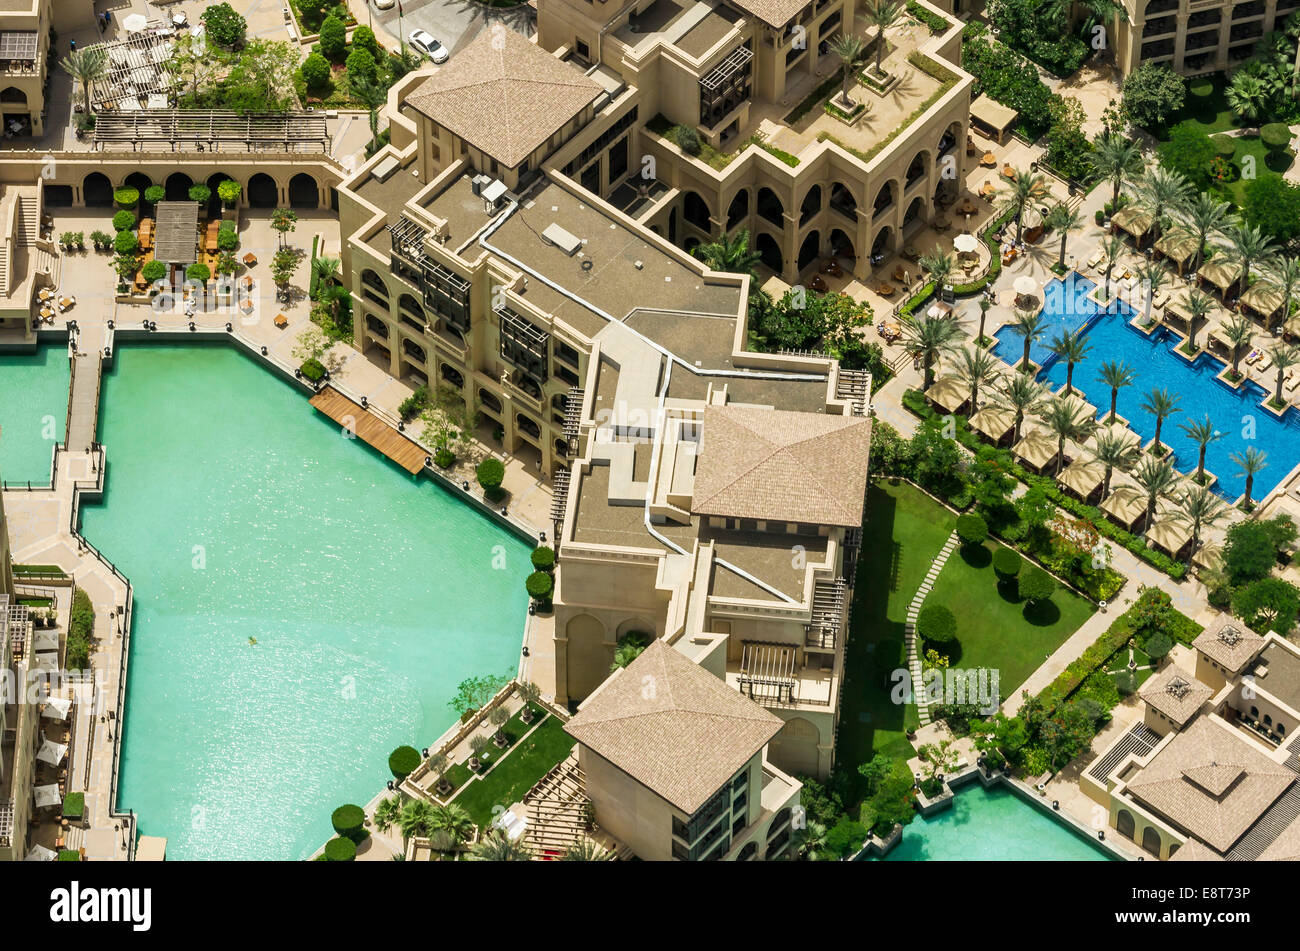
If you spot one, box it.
[0,799,12,849]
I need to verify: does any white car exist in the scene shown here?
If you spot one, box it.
[408,28,449,64]
[373,0,396,8]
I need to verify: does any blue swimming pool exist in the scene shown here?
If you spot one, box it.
[993,273,1110,370]
[999,273,1300,502]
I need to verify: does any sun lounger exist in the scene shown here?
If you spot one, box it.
[1245,350,1261,365]
[1085,249,1104,271]
[1286,373,1300,393]
[1257,354,1273,373]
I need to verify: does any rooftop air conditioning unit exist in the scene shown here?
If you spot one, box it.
[470,174,491,197]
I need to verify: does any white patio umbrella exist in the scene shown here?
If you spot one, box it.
[34,630,58,653]
[1013,276,1038,297]
[954,234,978,254]
[23,844,57,861]
[122,13,149,32]
[41,696,71,720]
[32,784,60,809]
[36,738,68,767]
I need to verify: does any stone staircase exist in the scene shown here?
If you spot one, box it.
[16,195,37,245]
[904,530,959,727]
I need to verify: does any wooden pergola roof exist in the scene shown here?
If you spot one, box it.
[93,111,332,153]
[152,201,199,265]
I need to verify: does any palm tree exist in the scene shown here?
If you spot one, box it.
[975,296,992,345]
[1038,396,1096,475]
[349,76,388,155]
[1223,221,1278,299]
[1170,193,1232,273]
[1089,133,1144,208]
[1136,259,1170,324]
[1048,330,1092,394]
[863,0,905,74]
[991,374,1047,443]
[1097,359,1136,424]
[1182,289,1214,351]
[1134,455,1180,527]
[899,313,963,388]
[397,798,436,846]
[1232,446,1268,507]
[1178,414,1223,482]
[1132,165,1191,245]
[561,840,612,861]
[60,47,109,115]
[1045,203,1085,271]
[1265,256,1300,334]
[1227,69,1271,126]
[918,249,955,293]
[1099,234,1126,298]
[1270,342,1300,405]
[998,170,1051,244]
[1092,429,1139,496]
[429,803,473,848]
[1009,306,1047,372]
[693,230,761,281]
[1179,484,1228,557]
[1220,312,1256,377]
[953,345,1001,410]
[1140,387,1181,454]
[469,829,534,861]
[829,32,865,106]
[373,796,402,835]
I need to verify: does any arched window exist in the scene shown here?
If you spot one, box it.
[756,187,784,226]
[479,388,503,414]
[799,185,821,226]
[682,191,710,231]
[738,841,758,861]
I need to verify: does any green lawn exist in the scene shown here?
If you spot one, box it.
[452,716,576,827]
[927,536,1095,698]
[839,481,955,803]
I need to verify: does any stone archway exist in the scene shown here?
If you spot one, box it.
[83,172,113,207]
[565,613,608,701]
[756,232,782,273]
[757,187,784,227]
[797,230,820,273]
[682,191,711,232]
[289,172,319,209]
[1116,809,1135,839]
[248,172,277,208]
[726,189,750,231]
[164,172,193,202]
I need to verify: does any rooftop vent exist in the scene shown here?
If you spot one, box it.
[1219,625,1243,647]
[542,222,583,256]
[1166,676,1192,700]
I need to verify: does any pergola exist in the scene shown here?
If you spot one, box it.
[1110,206,1154,243]
[1058,457,1104,502]
[153,201,199,265]
[93,110,332,153]
[1241,281,1285,323]
[84,27,179,111]
[1154,231,1198,274]
[1198,256,1242,294]
[969,94,1018,144]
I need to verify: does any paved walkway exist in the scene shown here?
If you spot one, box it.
[905,530,959,726]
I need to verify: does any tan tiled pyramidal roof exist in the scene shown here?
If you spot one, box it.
[564,640,782,814]
[1126,717,1295,853]
[691,405,871,527]
[1139,665,1213,728]
[404,25,602,169]
[724,0,807,28]
[1194,615,1265,674]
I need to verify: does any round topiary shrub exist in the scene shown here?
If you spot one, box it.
[388,744,421,781]
[672,124,701,155]
[1115,669,1139,696]
[301,51,331,91]
[331,803,366,840]
[530,546,556,572]
[142,259,167,283]
[113,230,138,254]
[916,604,956,644]
[113,187,139,208]
[526,570,554,601]
[144,185,165,204]
[955,513,988,546]
[1143,632,1173,660]
[1018,565,1055,603]
[992,546,1022,580]
[1262,123,1292,152]
[345,48,377,85]
[323,836,356,861]
[1211,135,1236,159]
[477,457,506,501]
[112,209,136,232]
[188,184,211,204]
[1188,77,1214,102]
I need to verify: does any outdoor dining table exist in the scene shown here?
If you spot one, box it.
[59,297,73,309]
[980,151,996,167]
[38,306,51,319]
[38,288,51,301]
[242,252,257,267]
[274,313,289,328]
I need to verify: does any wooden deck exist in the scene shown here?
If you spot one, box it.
[309,386,426,474]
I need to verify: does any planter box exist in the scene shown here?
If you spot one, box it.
[914,782,955,816]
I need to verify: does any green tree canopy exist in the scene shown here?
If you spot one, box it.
[1242,175,1300,244]
[1122,62,1186,130]
[1233,577,1300,633]
[1157,121,1216,191]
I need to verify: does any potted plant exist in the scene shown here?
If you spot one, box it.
[217,178,242,210]
[468,734,491,772]
[428,752,451,798]
[489,704,511,748]
[516,680,541,724]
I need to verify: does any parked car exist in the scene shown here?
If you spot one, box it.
[408,28,449,64]
[374,0,396,8]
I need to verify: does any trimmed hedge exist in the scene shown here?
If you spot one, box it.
[331,803,365,840]
[1018,565,1055,603]
[526,570,554,601]
[1262,123,1292,152]
[388,745,421,781]
[300,358,326,383]
[955,512,988,545]
[477,457,506,501]
[917,604,957,644]
[530,546,556,572]
[901,389,1187,580]
[144,185,165,204]
[1211,135,1236,159]
[993,546,1022,579]
[113,187,139,208]
[57,850,81,861]
[112,209,136,232]
[323,836,356,861]
[907,0,949,33]
[63,792,85,820]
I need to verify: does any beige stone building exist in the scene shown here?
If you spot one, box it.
[0,482,39,863]
[1113,0,1300,76]
[565,639,801,860]
[1083,615,1300,859]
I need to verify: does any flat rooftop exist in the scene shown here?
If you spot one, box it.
[704,526,825,601]
[571,461,699,550]
[353,162,428,231]
[1256,642,1300,718]
[420,173,497,250]
[665,370,829,413]
[491,180,743,341]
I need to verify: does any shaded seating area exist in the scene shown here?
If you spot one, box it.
[1110,206,1154,246]
[1197,256,1242,300]
[154,201,200,269]
[1163,295,1207,340]
[1057,457,1105,504]
[1147,510,1192,560]
[1153,232,1197,275]
[1241,281,1285,325]
[1100,483,1147,532]
[970,94,1018,145]
[1013,428,1059,475]
[969,406,1015,445]
[925,376,968,415]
